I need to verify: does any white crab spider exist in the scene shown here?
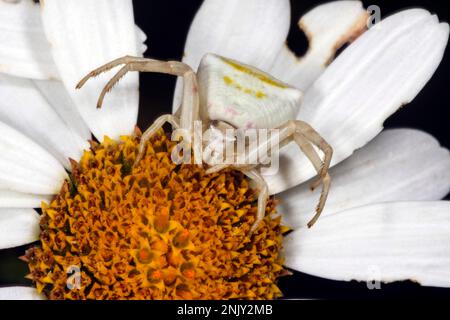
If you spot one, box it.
[77,53,332,232]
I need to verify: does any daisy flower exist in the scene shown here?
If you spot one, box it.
[0,0,449,299]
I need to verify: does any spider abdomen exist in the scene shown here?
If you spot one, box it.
[198,53,303,129]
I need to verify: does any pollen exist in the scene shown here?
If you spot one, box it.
[24,129,287,300]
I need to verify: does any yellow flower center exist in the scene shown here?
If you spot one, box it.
[24,129,287,300]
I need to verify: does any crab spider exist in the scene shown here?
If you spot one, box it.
[77,53,332,232]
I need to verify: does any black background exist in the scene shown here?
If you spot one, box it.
[0,0,449,299]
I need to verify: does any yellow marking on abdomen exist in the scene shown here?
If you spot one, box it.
[220,57,288,89]
[223,75,267,99]
[223,75,233,85]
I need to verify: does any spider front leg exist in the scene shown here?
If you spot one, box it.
[242,169,269,233]
[205,120,332,230]
[76,55,200,164]
[283,120,332,228]
[135,114,180,164]
[213,120,332,229]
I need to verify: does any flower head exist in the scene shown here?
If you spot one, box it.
[24,131,286,299]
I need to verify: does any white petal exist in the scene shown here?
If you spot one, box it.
[0,74,89,169]
[280,129,450,228]
[0,209,40,249]
[0,0,58,79]
[0,286,44,300]
[0,190,51,208]
[0,0,145,82]
[135,26,148,56]
[40,0,140,140]
[0,121,68,195]
[284,201,450,287]
[270,1,369,91]
[265,9,449,194]
[32,24,145,141]
[173,0,290,111]
[33,79,91,142]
